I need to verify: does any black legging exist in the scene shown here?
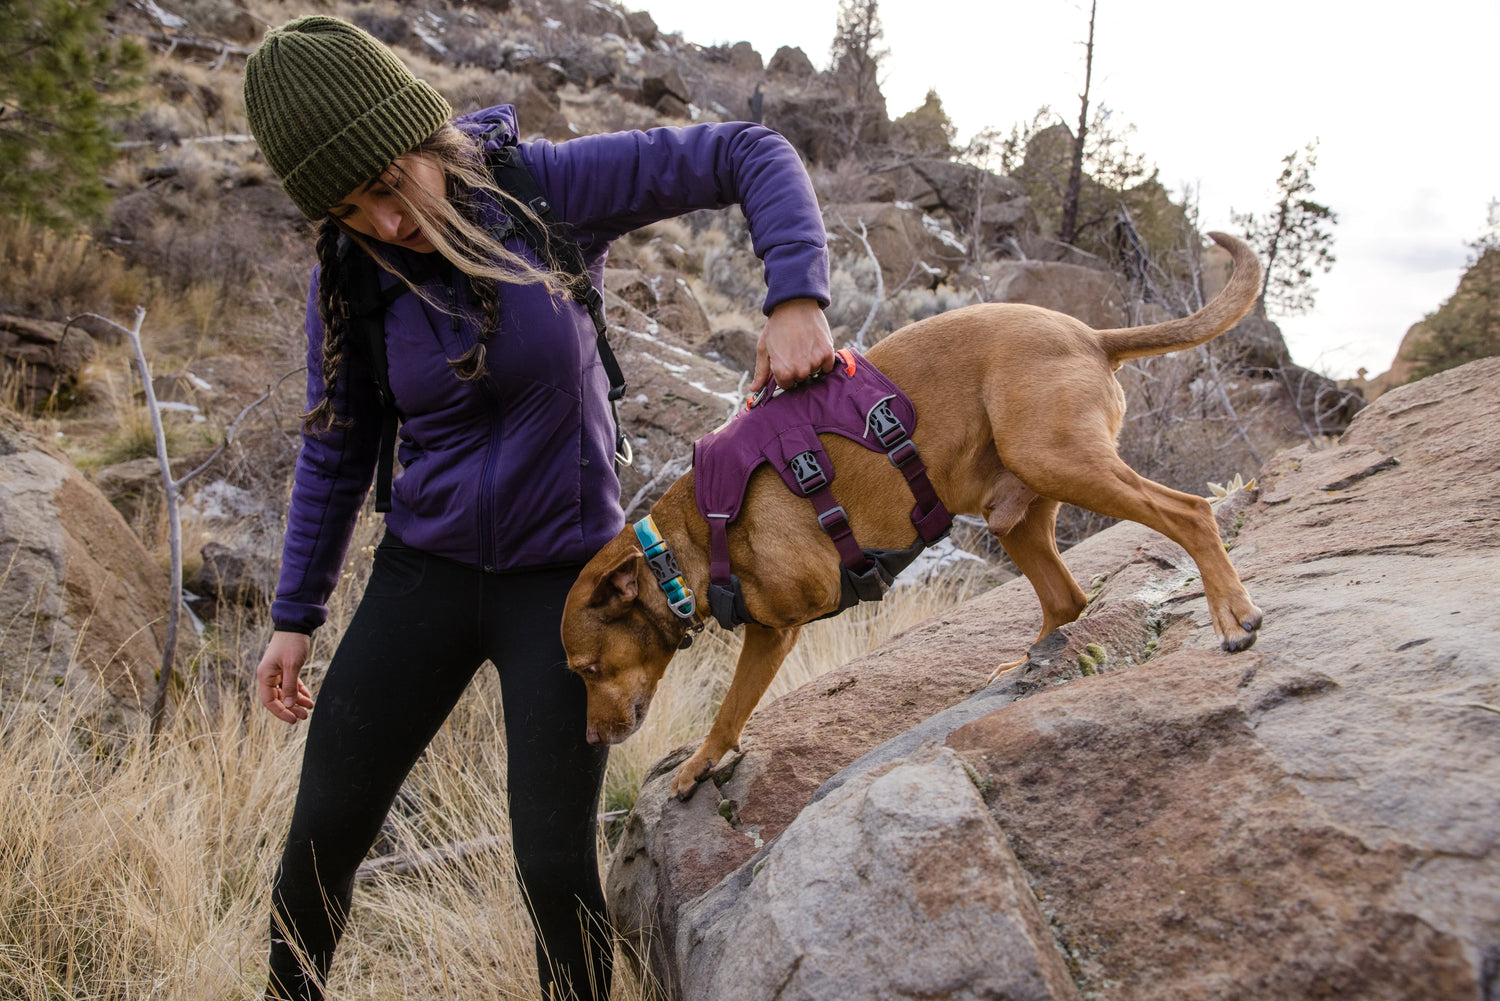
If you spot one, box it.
[266,535,611,1001]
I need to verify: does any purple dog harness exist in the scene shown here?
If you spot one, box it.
[691,349,952,628]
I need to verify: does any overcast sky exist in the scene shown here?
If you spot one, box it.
[639,0,1498,379]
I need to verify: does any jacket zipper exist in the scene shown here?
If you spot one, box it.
[449,278,504,572]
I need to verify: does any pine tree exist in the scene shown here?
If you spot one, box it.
[0,0,145,230]
[1231,142,1338,317]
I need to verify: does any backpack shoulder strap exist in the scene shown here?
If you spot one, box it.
[485,142,631,464]
[484,143,629,413]
[337,235,407,512]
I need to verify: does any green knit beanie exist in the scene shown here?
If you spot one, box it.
[244,15,453,220]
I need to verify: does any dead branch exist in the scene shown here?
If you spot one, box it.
[836,215,884,351]
[175,366,305,487]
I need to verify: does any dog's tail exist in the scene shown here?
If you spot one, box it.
[1097,232,1262,363]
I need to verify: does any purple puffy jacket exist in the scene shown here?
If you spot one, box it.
[270,106,831,633]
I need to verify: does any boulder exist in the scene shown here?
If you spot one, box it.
[0,314,96,411]
[654,93,692,121]
[625,10,658,46]
[608,357,1500,998]
[193,539,276,608]
[985,260,1133,329]
[766,45,816,79]
[641,67,691,108]
[91,450,215,545]
[0,409,167,730]
[604,268,713,351]
[826,201,970,288]
[727,41,763,74]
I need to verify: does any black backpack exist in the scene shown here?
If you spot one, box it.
[337,142,628,512]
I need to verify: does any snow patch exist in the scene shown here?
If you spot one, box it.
[921,214,967,253]
[890,538,987,588]
[196,480,263,521]
[141,0,186,28]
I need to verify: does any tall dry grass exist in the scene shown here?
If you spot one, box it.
[0,537,989,999]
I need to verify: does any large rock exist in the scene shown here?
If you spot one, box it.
[605,299,745,520]
[604,267,713,351]
[766,45,815,79]
[825,201,970,288]
[608,357,1500,998]
[0,409,167,729]
[986,259,1134,329]
[0,314,96,411]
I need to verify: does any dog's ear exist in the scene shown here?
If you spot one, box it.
[589,550,641,619]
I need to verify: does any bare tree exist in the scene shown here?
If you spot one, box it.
[68,308,296,735]
[1059,0,1098,245]
[827,0,888,154]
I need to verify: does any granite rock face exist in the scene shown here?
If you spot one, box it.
[607,357,1500,1000]
[0,410,167,729]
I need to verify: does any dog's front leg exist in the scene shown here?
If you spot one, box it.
[672,623,801,801]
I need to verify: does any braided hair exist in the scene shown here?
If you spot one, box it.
[302,218,352,433]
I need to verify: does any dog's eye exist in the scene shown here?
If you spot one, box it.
[579,664,600,677]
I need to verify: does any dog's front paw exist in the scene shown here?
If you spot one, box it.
[670,750,717,801]
[1218,602,1264,652]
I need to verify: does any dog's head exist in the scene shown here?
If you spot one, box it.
[561,529,684,745]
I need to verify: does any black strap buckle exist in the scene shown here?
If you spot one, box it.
[645,546,682,585]
[789,450,828,494]
[869,400,907,448]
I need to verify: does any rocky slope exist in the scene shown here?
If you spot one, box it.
[608,356,1500,1000]
[0,1,1356,717]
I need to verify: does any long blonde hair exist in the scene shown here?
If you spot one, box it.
[304,125,573,433]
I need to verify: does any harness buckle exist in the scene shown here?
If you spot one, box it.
[789,450,828,493]
[869,401,907,448]
[817,504,851,536]
[888,439,919,469]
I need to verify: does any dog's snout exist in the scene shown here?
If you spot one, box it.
[585,722,602,745]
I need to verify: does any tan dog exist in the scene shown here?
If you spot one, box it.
[563,232,1263,799]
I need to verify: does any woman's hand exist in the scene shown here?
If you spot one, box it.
[752,298,836,392]
[256,630,315,724]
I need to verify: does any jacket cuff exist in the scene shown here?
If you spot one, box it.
[271,598,326,635]
[761,240,831,315]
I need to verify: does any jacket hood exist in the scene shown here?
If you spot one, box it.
[452,104,519,152]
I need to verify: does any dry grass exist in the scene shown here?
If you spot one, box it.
[0,497,989,998]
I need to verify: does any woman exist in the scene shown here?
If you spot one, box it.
[243,16,835,1001]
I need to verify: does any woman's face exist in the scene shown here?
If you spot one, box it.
[329,152,445,254]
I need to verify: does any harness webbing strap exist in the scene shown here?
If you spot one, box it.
[885,439,950,544]
[339,238,410,513]
[707,516,732,587]
[805,486,873,574]
[693,349,953,630]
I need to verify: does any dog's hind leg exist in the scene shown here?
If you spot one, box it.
[1022,447,1262,653]
[985,495,1090,683]
[672,623,800,800]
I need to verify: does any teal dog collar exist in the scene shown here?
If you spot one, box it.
[633,515,704,641]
